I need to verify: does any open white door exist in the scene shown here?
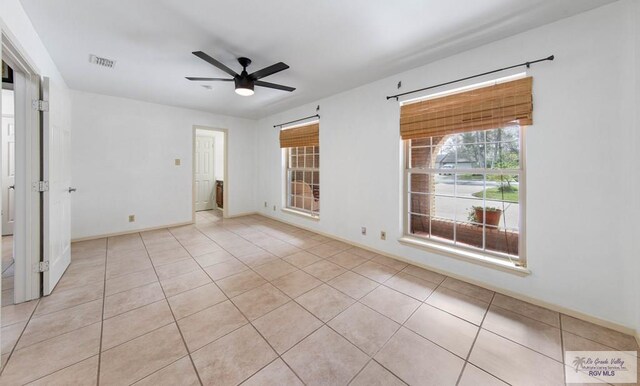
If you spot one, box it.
[41,77,71,295]
[194,135,215,211]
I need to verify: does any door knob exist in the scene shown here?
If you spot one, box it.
[9,185,15,190]
[68,187,77,193]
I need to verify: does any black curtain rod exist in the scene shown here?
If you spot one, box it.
[273,114,320,128]
[386,55,554,101]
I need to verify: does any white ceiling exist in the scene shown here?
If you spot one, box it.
[21,0,614,119]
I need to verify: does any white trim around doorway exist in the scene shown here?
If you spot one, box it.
[192,125,228,221]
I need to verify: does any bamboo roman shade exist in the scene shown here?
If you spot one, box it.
[400,77,533,140]
[279,122,319,148]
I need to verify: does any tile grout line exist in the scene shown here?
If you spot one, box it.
[139,232,205,386]
[96,239,109,385]
[0,297,41,377]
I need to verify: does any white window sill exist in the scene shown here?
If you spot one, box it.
[281,207,320,221]
[398,236,530,276]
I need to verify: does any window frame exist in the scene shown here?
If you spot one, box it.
[283,145,320,218]
[401,126,527,268]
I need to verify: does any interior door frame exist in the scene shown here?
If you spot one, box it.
[192,125,228,220]
[1,30,43,303]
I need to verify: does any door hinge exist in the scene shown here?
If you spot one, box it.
[32,181,49,192]
[35,261,49,273]
[32,99,49,112]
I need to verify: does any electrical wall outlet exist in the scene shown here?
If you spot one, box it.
[128,215,135,222]
[380,231,386,240]
[264,201,268,207]
[361,227,367,236]
[174,159,181,166]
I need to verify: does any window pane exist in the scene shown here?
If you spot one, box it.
[409,214,430,236]
[486,126,519,143]
[433,195,456,222]
[486,142,519,169]
[410,193,430,215]
[455,143,485,169]
[409,173,429,193]
[410,146,436,169]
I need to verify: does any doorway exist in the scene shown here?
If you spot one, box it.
[192,126,227,220]
[1,71,16,306]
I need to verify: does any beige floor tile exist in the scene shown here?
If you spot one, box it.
[401,265,446,284]
[144,240,182,255]
[192,324,277,385]
[350,360,406,386]
[160,269,212,298]
[360,286,421,324]
[1,323,101,385]
[27,355,98,386]
[303,260,347,281]
[231,283,290,320]
[203,259,249,280]
[329,303,399,356]
[178,300,247,352]
[254,259,299,281]
[405,304,478,358]
[183,240,222,257]
[216,270,267,298]
[133,356,200,386]
[106,255,153,279]
[327,271,379,299]
[253,301,323,354]
[371,255,408,271]
[242,358,303,386]
[458,364,508,386]
[440,277,494,303]
[375,327,464,386]
[347,247,378,259]
[483,305,562,361]
[194,249,235,267]
[295,284,355,322]
[108,234,145,251]
[384,272,438,301]
[2,288,14,305]
[352,261,398,283]
[307,243,344,258]
[167,282,227,319]
[105,269,158,296]
[100,323,187,385]
[561,314,639,351]
[147,246,191,267]
[102,300,174,351]
[238,250,281,268]
[54,266,105,292]
[492,293,560,327]
[327,251,368,269]
[426,287,489,325]
[17,299,102,350]
[283,251,322,268]
[271,270,323,298]
[103,282,165,319]
[264,243,301,258]
[154,259,201,280]
[1,300,37,327]
[1,321,26,354]
[283,326,368,385]
[35,282,104,316]
[71,238,107,254]
[469,330,565,386]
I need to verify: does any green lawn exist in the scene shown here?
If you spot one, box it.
[472,186,519,202]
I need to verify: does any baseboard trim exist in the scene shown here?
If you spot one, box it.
[257,212,639,339]
[225,211,259,219]
[71,221,194,242]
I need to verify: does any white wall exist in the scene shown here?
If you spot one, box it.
[70,91,256,239]
[256,0,640,331]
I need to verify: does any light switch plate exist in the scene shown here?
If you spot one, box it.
[175,159,181,166]
[129,215,135,222]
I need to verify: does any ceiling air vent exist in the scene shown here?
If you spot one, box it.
[89,54,116,69]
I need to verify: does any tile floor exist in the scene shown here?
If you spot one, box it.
[1,236,14,308]
[0,210,637,385]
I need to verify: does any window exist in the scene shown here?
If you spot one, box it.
[400,76,532,263]
[286,145,320,216]
[405,126,522,259]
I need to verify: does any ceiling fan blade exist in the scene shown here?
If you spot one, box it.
[249,62,289,80]
[254,80,296,92]
[192,51,238,77]
[185,77,233,81]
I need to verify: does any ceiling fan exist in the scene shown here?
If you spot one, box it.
[186,51,295,96]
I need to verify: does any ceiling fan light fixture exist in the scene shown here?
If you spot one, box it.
[234,77,254,96]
